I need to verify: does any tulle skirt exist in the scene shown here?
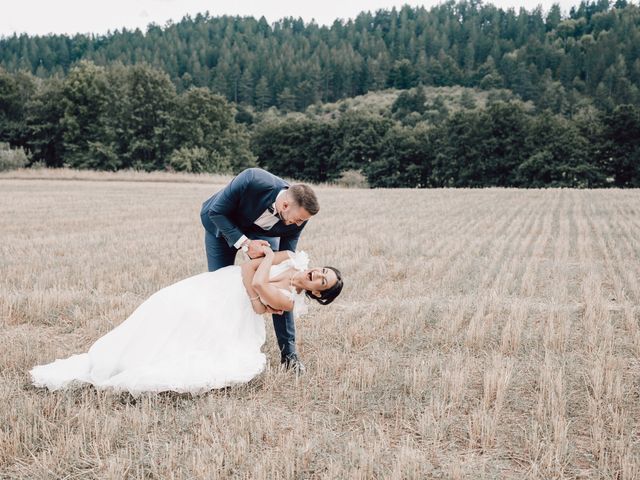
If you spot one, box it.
[30,266,266,395]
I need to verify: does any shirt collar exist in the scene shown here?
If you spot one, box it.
[270,189,287,217]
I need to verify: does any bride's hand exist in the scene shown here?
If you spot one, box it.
[260,245,274,256]
[249,297,282,315]
[264,305,284,315]
[247,239,270,259]
[249,296,267,314]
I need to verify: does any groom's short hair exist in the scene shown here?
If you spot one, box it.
[289,184,320,215]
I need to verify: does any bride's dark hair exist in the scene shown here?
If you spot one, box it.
[306,266,343,305]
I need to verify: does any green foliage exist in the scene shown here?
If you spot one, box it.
[171,87,256,173]
[1,1,640,188]
[0,56,634,188]
[59,61,114,169]
[331,112,394,173]
[251,98,611,189]
[390,60,417,89]
[597,104,640,186]
[4,62,254,173]
[364,125,432,188]
[429,102,531,187]
[24,76,65,167]
[172,88,232,150]
[252,118,337,182]
[459,90,477,109]
[0,142,29,171]
[423,95,450,124]
[0,69,36,148]
[1,2,640,112]
[391,85,427,121]
[213,123,257,173]
[112,64,177,171]
[518,112,605,187]
[169,147,229,173]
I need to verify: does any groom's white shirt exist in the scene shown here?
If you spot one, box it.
[233,189,286,249]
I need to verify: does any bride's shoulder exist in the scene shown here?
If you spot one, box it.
[286,250,309,271]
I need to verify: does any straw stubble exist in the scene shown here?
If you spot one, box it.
[1,173,639,479]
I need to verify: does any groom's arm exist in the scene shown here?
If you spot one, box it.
[205,168,255,248]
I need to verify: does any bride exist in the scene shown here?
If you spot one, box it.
[30,246,343,395]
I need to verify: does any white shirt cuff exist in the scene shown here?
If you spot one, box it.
[234,235,249,250]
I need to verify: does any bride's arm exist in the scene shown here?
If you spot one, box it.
[243,250,293,272]
[251,248,294,312]
[242,250,293,313]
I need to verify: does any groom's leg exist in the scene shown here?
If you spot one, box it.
[204,230,236,272]
[251,235,297,357]
[273,311,297,358]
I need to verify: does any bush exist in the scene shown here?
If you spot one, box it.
[168,147,231,173]
[334,169,369,188]
[0,143,29,171]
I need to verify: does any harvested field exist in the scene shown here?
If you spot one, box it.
[1,172,639,479]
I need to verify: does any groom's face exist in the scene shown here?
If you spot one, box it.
[280,201,312,227]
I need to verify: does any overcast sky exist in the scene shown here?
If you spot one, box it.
[1,0,586,38]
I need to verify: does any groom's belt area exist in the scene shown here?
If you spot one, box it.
[239,222,295,235]
[201,209,302,250]
[204,215,298,237]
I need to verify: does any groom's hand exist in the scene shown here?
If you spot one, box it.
[247,239,271,259]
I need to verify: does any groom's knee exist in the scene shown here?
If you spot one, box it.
[204,231,235,271]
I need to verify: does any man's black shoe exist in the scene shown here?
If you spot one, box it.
[281,353,306,375]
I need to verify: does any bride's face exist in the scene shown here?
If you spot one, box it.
[300,267,338,295]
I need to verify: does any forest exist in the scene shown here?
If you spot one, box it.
[1,0,639,187]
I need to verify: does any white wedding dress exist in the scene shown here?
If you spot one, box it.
[30,251,309,395]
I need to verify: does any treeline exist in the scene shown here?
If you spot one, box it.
[1,1,639,187]
[0,62,255,172]
[253,96,640,188]
[1,1,639,112]
[2,59,638,186]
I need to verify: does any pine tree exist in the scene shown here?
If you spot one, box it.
[255,76,271,111]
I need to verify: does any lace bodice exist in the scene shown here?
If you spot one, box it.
[269,251,309,318]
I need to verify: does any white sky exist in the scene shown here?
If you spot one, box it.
[1,0,585,38]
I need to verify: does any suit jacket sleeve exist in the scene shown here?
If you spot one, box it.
[205,168,254,248]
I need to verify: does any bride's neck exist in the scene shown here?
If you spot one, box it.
[289,270,303,291]
[270,268,302,292]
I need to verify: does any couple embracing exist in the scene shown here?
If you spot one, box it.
[31,168,344,394]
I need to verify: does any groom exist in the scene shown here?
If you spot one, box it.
[200,167,319,374]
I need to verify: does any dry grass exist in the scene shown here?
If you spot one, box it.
[0,167,234,184]
[1,171,639,479]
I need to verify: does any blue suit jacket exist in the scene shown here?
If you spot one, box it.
[200,168,307,252]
